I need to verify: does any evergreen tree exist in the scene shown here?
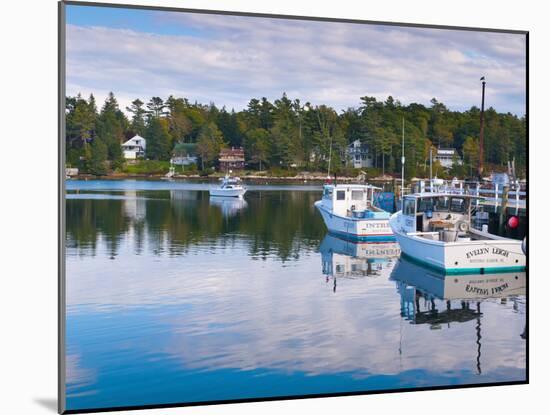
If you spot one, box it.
[145,117,171,160]
[126,99,147,136]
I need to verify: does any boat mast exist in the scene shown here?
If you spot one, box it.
[327,135,333,178]
[401,118,405,206]
[478,77,486,180]
[429,147,433,192]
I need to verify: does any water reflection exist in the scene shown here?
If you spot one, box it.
[67,187,324,261]
[209,196,248,217]
[65,181,526,411]
[319,234,400,292]
[391,257,526,374]
[391,257,526,322]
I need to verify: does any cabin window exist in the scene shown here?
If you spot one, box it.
[351,190,363,201]
[417,198,434,213]
[404,199,416,216]
[323,188,333,199]
[450,198,466,213]
[336,191,346,201]
[434,197,450,211]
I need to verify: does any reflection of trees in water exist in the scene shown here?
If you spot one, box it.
[66,197,131,258]
[66,190,325,261]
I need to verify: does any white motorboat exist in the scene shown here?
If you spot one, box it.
[314,183,394,241]
[389,192,526,274]
[209,175,247,198]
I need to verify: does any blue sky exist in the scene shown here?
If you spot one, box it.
[66,4,526,115]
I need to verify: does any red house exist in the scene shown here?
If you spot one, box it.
[219,147,245,171]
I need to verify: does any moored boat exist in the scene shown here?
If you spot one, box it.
[209,174,247,198]
[314,183,394,241]
[389,192,526,274]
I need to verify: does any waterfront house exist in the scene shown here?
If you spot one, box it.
[347,139,373,169]
[219,147,245,171]
[434,147,462,169]
[121,135,146,159]
[171,155,198,166]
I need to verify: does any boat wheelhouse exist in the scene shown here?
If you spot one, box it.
[314,183,394,241]
[209,175,247,198]
[389,193,526,274]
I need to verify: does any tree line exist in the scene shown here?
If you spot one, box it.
[66,92,526,178]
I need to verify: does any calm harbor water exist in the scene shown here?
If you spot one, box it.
[65,180,526,411]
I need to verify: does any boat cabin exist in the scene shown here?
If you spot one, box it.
[321,184,387,218]
[400,193,481,236]
[219,176,242,189]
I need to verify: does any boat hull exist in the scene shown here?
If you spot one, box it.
[209,188,246,198]
[389,213,526,274]
[315,201,395,242]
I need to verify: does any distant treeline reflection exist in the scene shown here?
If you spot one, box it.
[66,190,325,261]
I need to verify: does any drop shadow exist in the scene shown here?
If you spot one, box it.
[34,398,57,413]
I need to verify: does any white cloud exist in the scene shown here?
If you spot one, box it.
[66,13,526,115]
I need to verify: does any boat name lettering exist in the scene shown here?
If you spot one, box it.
[465,247,510,259]
[363,222,388,229]
[465,282,509,296]
[465,284,489,296]
[466,248,490,259]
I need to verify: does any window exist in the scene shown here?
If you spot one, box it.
[450,197,466,213]
[337,191,346,201]
[404,199,416,216]
[323,188,333,199]
[417,198,434,213]
[434,197,450,211]
[351,190,363,201]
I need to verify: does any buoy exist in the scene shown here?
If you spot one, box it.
[508,215,519,229]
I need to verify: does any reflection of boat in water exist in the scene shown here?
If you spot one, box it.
[209,196,248,217]
[391,256,526,372]
[209,174,247,198]
[391,255,526,325]
[319,234,400,279]
[315,183,394,241]
[390,192,526,274]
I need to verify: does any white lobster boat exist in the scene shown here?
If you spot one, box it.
[314,183,394,241]
[209,175,246,198]
[389,192,526,274]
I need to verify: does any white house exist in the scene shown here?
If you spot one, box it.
[434,147,462,169]
[121,135,146,159]
[347,139,373,169]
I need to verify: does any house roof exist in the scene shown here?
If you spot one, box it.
[122,135,146,148]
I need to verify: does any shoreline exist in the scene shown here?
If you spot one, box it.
[68,172,398,183]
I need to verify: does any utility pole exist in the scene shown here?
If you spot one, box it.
[478,77,486,179]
